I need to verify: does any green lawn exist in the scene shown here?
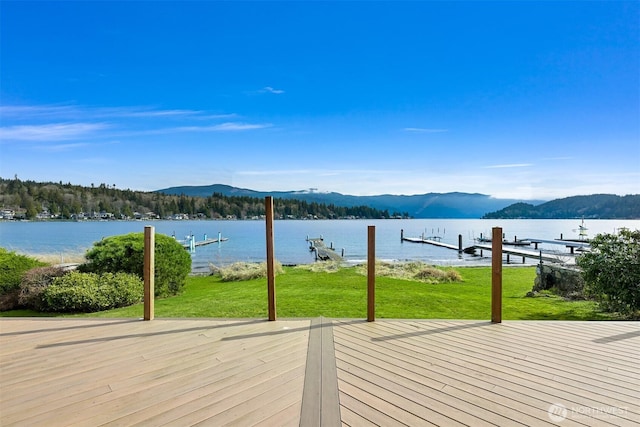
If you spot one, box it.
[2,266,614,320]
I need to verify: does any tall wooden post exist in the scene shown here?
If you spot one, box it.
[265,196,276,321]
[367,225,376,322]
[144,225,155,321]
[491,226,502,323]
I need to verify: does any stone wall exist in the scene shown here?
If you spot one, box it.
[532,263,585,300]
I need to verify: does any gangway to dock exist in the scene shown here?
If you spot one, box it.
[306,237,343,262]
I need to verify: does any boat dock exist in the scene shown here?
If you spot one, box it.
[471,243,572,264]
[401,229,585,264]
[178,233,228,251]
[306,236,343,262]
[401,237,460,251]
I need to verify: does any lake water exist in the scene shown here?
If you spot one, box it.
[1,219,638,272]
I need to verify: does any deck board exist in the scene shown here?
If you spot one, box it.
[1,318,638,426]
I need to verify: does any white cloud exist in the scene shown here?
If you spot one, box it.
[260,86,285,94]
[176,122,272,132]
[0,123,110,142]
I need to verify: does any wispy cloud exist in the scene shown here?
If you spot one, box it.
[0,123,110,142]
[175,122,272,132]
[483,163,533,169]
[0,104,233,121]
[33,142,91,152]
[403,127,448,133]
[260,86,285,94]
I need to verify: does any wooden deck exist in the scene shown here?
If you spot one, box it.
[1,318,638,426]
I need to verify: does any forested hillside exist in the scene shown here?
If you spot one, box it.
[482,194,640,219]
[0,177,399,220]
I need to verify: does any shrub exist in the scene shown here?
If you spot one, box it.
[18,266,68,311]
[79,232,191,297]
[0,248,47,311]
[41,271,143,313]
[577,229,640,318]
[211,261,284,282]
[357,261,463,284]
[294,261,342,273]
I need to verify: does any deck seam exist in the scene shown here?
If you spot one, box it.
[299,317,341,426]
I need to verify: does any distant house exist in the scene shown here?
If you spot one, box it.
[0,209,15,220]
[36,209,54,220]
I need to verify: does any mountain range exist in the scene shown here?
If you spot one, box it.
[157,184,640,219]
[156,184,545,219]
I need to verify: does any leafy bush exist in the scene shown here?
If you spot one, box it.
[18,266,68,311]
[577,229,640,318]
[41,271,143,313]
[0,248,47,311]
[211,261,284,282]
[79,233,191,297]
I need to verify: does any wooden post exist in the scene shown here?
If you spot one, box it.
[491,227,502,323]
[367,225,375,322]
[458,234,463,252]
[144,225,155,321]
[265,196,276,321]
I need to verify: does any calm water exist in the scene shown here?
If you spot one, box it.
[1,219,638,272]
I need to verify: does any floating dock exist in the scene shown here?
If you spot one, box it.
[178,233,228,251]
[306,236,343,262]
[471,244,573,264]
[401,229,585,264]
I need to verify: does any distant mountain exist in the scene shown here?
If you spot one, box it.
[155,184,545,218]
[482,194,640,219]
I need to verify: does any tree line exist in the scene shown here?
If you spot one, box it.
[482,194,640,219]
[0,177,404,220]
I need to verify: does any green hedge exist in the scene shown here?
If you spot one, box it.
[79,232,191,297]
[41,271,143,313]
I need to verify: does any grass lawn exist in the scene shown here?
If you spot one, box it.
[2,266,614,320]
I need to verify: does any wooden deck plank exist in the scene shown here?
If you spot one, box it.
[332,319,639,426]
[1,318,638,426]
[335,343,557,427]
[404,320,640,396]
[334,323,567,427]
[366,320,640,410]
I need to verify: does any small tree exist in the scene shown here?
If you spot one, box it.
[80,232,191,297]
[577,229,640,317]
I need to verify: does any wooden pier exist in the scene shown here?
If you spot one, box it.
[179,233,228,250]
[401,230,583,264]
[471,243,572,264]
[401,237,460,251]
[307,237,343,262]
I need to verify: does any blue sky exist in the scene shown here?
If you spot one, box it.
[1,1,638,200]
